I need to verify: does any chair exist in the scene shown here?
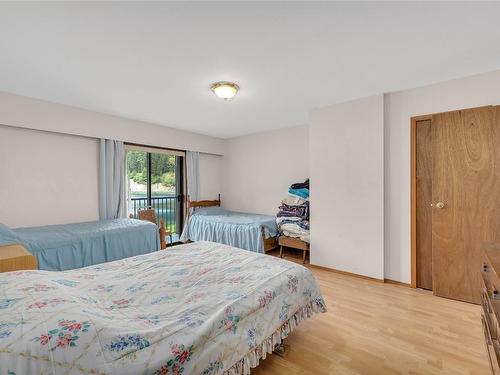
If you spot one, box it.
[131,207,171,250]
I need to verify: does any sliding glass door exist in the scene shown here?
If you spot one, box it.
[126,146,184,240]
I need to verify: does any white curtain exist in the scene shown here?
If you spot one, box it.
[99,139,126,220]
[186,151,200,202]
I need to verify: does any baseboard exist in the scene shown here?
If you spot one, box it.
[309,264,411,287]
[383,278,411,288]
[309,264,384,283]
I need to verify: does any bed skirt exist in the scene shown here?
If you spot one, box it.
[225,298,327,375]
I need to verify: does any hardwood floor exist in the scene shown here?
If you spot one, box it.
[254,250,488,375]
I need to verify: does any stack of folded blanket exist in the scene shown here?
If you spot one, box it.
[276,178,310,243]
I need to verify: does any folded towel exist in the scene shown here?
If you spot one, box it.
[288,187,309,199]
[281,225,310,243]
[276,216,302,224]
[297,220,310,230]
[290,178,309,190]
[280,223,310,234]
[288,192,309,201]
[277,218,309,230]
[277,202,309,219]
[281,194,307,206]
[278,211,304,218]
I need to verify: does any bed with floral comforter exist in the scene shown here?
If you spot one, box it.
[0,241,326,375]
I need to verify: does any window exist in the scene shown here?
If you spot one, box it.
[125,145,184,241]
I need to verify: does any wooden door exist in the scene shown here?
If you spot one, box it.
[415,119,433,290]
[431,106,500,304]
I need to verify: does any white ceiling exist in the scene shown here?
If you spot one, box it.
[1,2,500,138]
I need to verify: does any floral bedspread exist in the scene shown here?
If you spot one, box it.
[0,241,325,375]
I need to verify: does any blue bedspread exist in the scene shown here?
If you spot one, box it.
[12,219,160,271]
[180,207,278,253]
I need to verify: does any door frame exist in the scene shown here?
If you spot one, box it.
[410,115,432,288]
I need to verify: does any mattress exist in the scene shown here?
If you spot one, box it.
[0,241,326,374]
[180,207,278,253]
[13,219,160,271]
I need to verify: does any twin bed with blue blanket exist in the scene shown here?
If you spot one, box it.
[181,196,279,253]
[0,219,160,271]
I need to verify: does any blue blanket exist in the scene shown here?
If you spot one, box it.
[10,219,160,271]
[180,207,277,253]
[288,187,310,199]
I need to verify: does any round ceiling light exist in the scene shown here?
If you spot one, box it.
[210,81,239,100]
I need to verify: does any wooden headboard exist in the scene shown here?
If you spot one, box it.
[187,194,221,209]
[186,194,221,219]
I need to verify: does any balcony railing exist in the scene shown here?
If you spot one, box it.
[130,196,179,235]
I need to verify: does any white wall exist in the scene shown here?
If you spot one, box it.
[0,91,224,155]
[0,125,99,228]
[222,125,308,215]
[385,69,500,283]
[309,95,385,280]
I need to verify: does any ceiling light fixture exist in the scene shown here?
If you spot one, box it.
[210,81,239,100]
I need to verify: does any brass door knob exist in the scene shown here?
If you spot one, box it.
[435,202,445,209]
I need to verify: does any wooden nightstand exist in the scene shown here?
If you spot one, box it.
[279,236,310,264]
[0,243,37,272]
